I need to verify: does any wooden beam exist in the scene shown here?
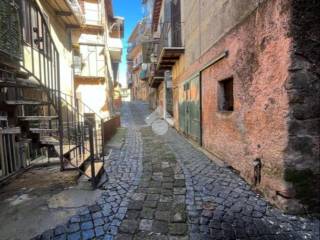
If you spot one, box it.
[55,11,72,16]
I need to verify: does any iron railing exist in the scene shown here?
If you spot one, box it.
[0,127,31,181]
[0,0,104,185]
[67,0,85,24]
[156,21,183,59]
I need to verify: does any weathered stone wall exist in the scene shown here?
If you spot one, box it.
[171,0,320,213]
[200,0,293,211]
[284,0,320,212]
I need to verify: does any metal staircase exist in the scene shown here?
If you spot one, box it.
[0,0,105,187]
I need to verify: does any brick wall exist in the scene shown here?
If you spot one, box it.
[171,0,319,213]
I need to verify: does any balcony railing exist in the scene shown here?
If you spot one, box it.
[67,0,85,24]
[155,21,184,70]
[108,37,123,62]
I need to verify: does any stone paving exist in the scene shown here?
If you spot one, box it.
[163,129,320,240]
[35,101,319,240]
[116,127,188,239]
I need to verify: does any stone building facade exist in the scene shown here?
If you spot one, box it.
[127,21,151,102]
[144,0,319,213]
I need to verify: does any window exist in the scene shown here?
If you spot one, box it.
[21,0,31,44]
[218,77,234,111]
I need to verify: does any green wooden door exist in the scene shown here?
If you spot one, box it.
[179,75,201,144]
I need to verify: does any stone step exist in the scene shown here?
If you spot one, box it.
[5,100,43,105]
[0,78,40,88]
[54,144,79,156]
[0,127,21,134]
[18,116,59,121]
[40,136,59,145]
[0,115,8,121]
[29,128,59,133]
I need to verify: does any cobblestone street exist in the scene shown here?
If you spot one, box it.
[37,102,319,240]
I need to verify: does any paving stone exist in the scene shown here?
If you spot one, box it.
[41,229,54,240]
[92,212,103,219]
[81,229,95,240]
[128,201,143,210]
[119,219,138,234]
[139,219,153,231]
[95,226,105,237]
[67,223,80,233]
[140,207,155,219]
[115,233,133,240]
[94,218,105,227]
[106,225,118,236]
[126,210,140,219]
[146,194,160,201]
[131,193,146,201]
[172,211,187,223]
[169,223,188,236]
[89,205,101,213]
[81,221,93,230]
[158,202,173,212]
[174,180,186,188]
[67,231,81,240]
[69,216,81,224]
[154,211,170,221]
[152,220,168,234]
[143,200,158,208]
[54,234,67,240]
[54,225,66,236]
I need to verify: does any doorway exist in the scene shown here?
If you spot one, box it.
[179,74,201,144]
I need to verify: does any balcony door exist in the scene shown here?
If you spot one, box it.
[171,0,182,47]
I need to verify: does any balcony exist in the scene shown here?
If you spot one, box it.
[148,64,164,88]
[81,1,103,31]
[156,22,184,71]
[108,38,123,62]
[47,0,84,27]
[73,45,105,84]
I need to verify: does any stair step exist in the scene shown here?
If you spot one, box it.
[0,78,40,88]
[0,116,8,121]
[0,127,21,134]
[40,136,59,145]
[30,128,59,133]
[15,70,31,79]
[5,100,43,105]
[84,161,104,179]
[64,152,91,170]
[18,116,59,121]
[54,144,78,156]
[19,138,32,144]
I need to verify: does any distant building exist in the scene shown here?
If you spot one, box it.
[127,21,150,102]
[73,0,124,119]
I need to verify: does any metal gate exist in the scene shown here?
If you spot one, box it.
[179,74,201,144]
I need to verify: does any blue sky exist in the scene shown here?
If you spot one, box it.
[113,0,143,87]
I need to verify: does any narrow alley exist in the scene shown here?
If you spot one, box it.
[0,0,319,239]
[33,102,319,240]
